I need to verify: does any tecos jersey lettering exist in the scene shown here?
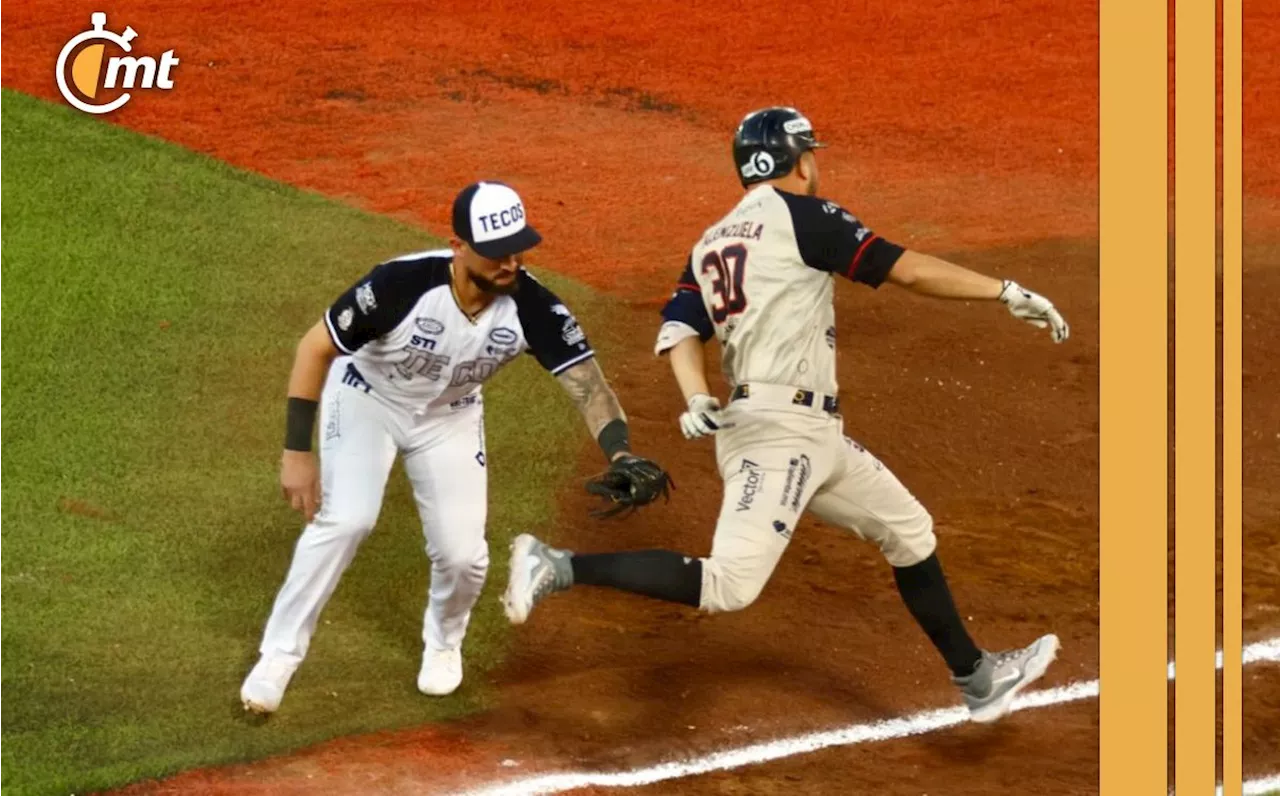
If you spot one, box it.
[324,250,594,411]
[655,185,904,395]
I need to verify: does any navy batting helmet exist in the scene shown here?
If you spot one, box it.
[732,107,827,187]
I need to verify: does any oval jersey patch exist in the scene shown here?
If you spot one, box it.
[489,327,518,345]
[416,317,446,335]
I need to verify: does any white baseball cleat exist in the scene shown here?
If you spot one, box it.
[953,633,1061,723]
[502,533,573,625]
[417,646,463,696]
[240,653,300,715]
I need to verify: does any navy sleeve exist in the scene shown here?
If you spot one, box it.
[776,191,904,288]
[324,253,451,353]
[659,256,715,341]
[513,270,595,375]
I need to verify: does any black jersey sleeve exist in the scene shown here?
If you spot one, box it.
[513,270,596,375]
[323,252,452,353]
[775,190,905,288]
[658,256,715,341]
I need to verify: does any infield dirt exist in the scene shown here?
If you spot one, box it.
[5,1,1278,793]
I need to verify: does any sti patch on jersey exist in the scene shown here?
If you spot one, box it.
[323,250,594,411]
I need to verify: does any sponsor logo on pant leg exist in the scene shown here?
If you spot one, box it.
[772,520,792,540]
[845,436,884,471]
[736,458,764,512]
[325,392,342,441]
[780,454,812,510]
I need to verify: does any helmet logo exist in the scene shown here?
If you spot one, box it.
[783,117,813,134]
[739,151,775,180]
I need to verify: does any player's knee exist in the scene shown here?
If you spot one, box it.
[879,512,937,568]
[718,579,765,613]
[311,504,381,541]
[699,556,767,613]
[430,538,490,581]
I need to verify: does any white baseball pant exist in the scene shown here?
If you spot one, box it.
[255,357,489,664]
[699,386,937,613]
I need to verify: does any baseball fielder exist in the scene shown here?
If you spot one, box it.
[241,181,670,714]
[503,108,1069,723]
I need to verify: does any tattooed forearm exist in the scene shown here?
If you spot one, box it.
[556,359,626,438]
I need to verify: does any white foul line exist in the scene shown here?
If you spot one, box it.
[1237,775,1280,796]
[462,637,1280,796]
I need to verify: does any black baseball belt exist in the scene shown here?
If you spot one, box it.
[729,383,840,415]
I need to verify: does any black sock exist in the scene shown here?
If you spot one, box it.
[892,553,983,678]
[571,550,702,608]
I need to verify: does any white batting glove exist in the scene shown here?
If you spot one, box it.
[679,393,731,439]
[998,280,1070,343]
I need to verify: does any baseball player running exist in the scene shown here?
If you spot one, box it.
[241,181,670,714]
[503,108,1069,724]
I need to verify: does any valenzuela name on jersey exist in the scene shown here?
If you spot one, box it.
[322,249,594,412]
[702,221,765,246]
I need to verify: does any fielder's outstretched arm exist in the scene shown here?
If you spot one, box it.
[555,358,632,462]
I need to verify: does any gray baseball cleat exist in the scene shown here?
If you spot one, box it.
[953,633,1060,723]
[503,533,574,625]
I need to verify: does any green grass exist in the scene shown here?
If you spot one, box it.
[0,89,605,795]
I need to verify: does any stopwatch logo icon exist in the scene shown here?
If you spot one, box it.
[56,12,179,115]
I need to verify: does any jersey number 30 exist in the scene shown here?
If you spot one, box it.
[701,244,748,323]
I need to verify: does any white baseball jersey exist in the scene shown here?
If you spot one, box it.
[654,185,905,395]
[323,249,594,412]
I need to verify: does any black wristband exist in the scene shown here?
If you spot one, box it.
[596,418,630,461]
[285,397,319,452]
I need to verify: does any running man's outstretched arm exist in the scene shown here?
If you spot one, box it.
[885,251,1070,342]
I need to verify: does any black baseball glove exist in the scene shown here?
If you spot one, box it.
[585,454,674,519]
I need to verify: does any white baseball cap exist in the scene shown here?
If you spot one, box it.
[451,181,542,259]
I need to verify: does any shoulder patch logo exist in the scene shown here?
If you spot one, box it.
[561,320,586,346]
[355,282,377,314]
[337,307,355,331]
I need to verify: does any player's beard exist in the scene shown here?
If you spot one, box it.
[468,269,520,296]
[806,171,819,196]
